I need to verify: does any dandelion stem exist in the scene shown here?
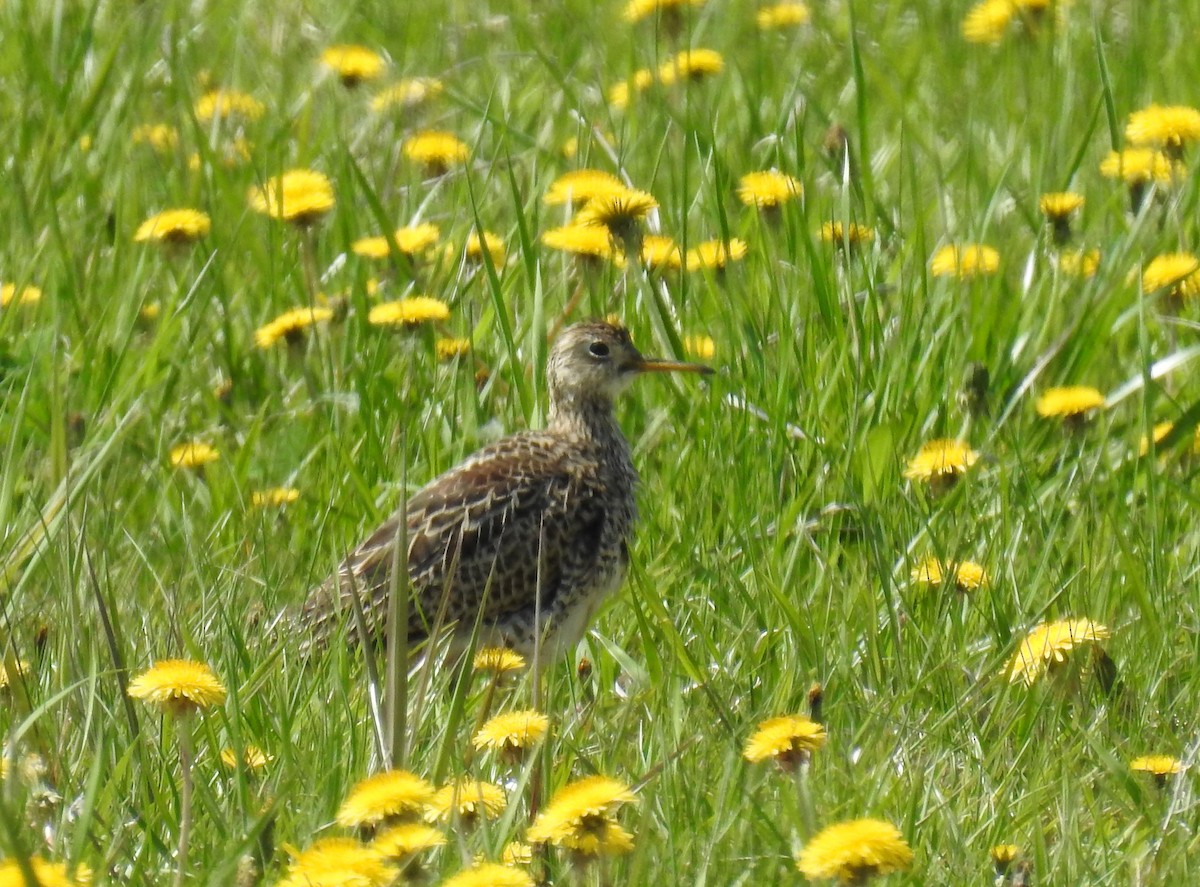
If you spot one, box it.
[174,718,195,887]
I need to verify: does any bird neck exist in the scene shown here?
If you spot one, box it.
[547,391,624,444]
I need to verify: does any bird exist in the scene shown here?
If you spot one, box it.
[300,320,712,662]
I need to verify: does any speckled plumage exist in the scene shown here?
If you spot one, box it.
[300,321,711,660]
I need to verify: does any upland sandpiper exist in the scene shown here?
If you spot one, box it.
[300,321,711,660]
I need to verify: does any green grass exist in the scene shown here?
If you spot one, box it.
[2,0,1200,883]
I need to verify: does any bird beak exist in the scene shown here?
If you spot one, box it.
[634,357,714,376]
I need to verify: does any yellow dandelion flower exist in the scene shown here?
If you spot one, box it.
[744,715,827,767]
[0,283,43,307]
[684,334,715,360]
[1125,104,1200,153]
[372,823,446,860]
[639,234,683,270]
[622,0,704,24]
[254,307,335,349]
[686,238,748,271]
[463,231,506,266]
[930,243,1000,279]
[251,488,301,508]
[1039,192,1084,220]
[758,2,811,29]
[903,439,979,482]
[472,647,526,674]
[658,48,725,85]
[796,818,914,883]
[527,776,636,850]
[991,845,1021,873]
[607,69,655,109]
[194,88,265,123]
[435,338,472,361]
[337,770,436,828]
[368,297,450,328]
[911,557,988,591]
[220,746,272,771]
[0,660,31,690]
[440,863,535,887]
[1058,249,1100,278]
[820,222,876,247]
[1139,420,1200,457]
[737,170,803,208]
[169,441,220,469]
[472,710,550,757]
[1004,618,1111,685]
[134,209,211,245]
[320,44,386,87]
[404,131,470,173]
[501,842,533,866]
[962,0,1015,44]
[544,169,628,207]
[425,779,507,824]
[1131,755,1183,777]
[371,77,444,112]
[1099,148,1179,185]
[576,188,658,235]
[1141,252,1200,298]
[1035,385,1105,418]
[278,838,396,887]
[0,859,93,887]
[132,123,179,153]
[542,224,617,260]
[352,223,441,259]
[249,169,335,225]
[127,659,227,715]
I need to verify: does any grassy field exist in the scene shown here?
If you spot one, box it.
[2,0,1200,883]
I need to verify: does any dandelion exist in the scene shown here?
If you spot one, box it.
[1004,618,1111,685]
[903,439,979,493]
[622,0,704,25]
[1100,148,1181,212]
[128,660,226,887]
[576,187,658,249]
[426,779,507,826]
[962,0,1014,44]
[169,441,220,470]
[371,77,444,112]
[542,224,618,262]
[352,223,441,260]
[1131,755,1183,787]
[337,770,436,828]
[743,715,827,770]
[440,863,535,887]
[686,238,748,271]
[0,859,93,887]
[820,222,876,250]
[320,44,386,87]
[472,647,526,675]
[684,334,715,360]
[658,48,725,85]
[0,284,43,307]
[436,338,472,361]
[1140,252,1200,301]
[1057,249,1100,278]
[639,235,684,271]
[248,169,335,226]
[251,488,300,508]
[911,557,988,591]
[1039,192,1083,244]
[544,169,627,207]
[1125,104,1200,158]
[133,209,211,246]
[758,2,811,29]
[528,776,637,858]
[737,170,803,209]
[930,244,1000,279]
[607,69,655,109]
[1036,385,1105,423]
[372,822,446,866]
[1140,421,1200,457]
[368,297,450,328]
[277,838,397,887]
[254,307,334,349]
[220,746,272,771]
[0,659,30,691]
[473,710,550,762]
[796,818,914,883]
[404,131,470,174]
[991,844,1020,876]
[501,842,533,866]
[132,123,180,153]
[462,231,506,266]
[194,88,265,123]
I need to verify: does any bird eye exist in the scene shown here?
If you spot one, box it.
[588,341,610,358]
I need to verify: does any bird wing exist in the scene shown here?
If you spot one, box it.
[301,432,600,644]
